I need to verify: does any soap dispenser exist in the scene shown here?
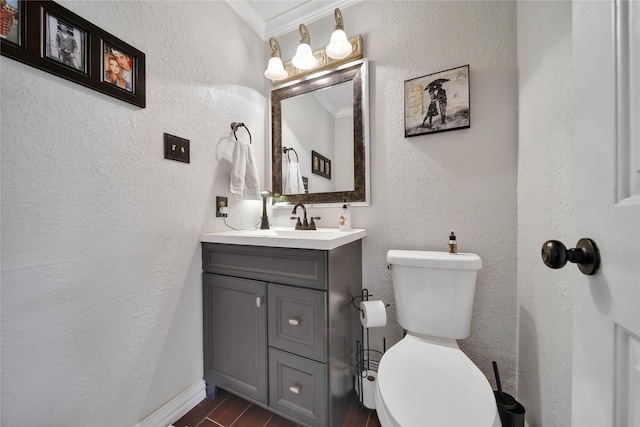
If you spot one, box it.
[339,200,351,231]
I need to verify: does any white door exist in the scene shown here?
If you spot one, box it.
[572,1,640,426]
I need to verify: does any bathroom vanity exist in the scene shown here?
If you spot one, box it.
[200,228,366,427]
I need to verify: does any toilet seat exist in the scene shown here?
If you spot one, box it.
[375,334,499,427]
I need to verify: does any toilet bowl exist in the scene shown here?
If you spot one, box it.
[375,250,499,427]
[374,335,500,427]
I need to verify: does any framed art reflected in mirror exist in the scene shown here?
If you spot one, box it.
[312,150,331,179]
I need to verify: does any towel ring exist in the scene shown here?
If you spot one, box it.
[283,147,299,163]
[231,122,252,144]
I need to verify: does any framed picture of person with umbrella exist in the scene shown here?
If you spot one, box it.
[404,64,470,137]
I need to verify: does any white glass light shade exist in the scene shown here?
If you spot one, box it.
[292,43,316,70]
[326,29,352,59]
[264,57,288,81]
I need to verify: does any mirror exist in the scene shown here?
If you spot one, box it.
[271,59,369,205]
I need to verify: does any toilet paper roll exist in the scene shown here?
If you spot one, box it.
[355,370,377,409]
[359,300,387,328]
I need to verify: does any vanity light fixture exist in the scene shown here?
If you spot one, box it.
[264,37,288,81]
[291,24,317,70]
[325,8,352,60]
[263,11,363,84]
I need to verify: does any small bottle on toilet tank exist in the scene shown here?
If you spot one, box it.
[449,231,457,254]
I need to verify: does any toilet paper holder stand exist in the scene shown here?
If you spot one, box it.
[350,289,388,412]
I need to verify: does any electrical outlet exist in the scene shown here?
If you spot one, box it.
[216,196,228,217]
[164,133,190,163]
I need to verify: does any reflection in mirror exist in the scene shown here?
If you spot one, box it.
[271,59,369,205]
[281,80,354,195]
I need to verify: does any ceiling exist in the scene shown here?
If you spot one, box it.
[226,0,360,40]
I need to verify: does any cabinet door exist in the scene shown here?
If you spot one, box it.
[203,273,267,405]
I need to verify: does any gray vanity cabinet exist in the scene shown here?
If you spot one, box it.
[202,241,362,427]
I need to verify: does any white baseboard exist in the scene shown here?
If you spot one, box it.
[134,379,206,427]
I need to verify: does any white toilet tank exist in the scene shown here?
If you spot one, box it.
[387,250,482,340]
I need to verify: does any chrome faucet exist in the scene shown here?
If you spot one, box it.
[291,203,320,230]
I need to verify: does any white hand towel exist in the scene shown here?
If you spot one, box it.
[284,161,306,194]
[230,139,261,200]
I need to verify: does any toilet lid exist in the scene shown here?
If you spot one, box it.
[376,335,497,427]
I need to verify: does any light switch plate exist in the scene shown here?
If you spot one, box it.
[164,133,190,163]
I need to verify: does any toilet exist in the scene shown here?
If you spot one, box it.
[374,250,500,427]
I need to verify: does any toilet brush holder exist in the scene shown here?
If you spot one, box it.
[492,361,525,427]
[494,392,525,427]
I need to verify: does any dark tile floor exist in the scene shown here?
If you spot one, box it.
[172,388,381,427]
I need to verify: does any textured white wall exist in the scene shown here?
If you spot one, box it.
[517,2,574,426]
[334,116,354,191]
[270,1,519,390]
[282,94,334,193]
[1,1,265,425]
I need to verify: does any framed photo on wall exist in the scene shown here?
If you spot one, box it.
[0,0,145,107]
[404,64,470,137]
[44,11,88,74]
[0,0,24,48]
[103,42,135,93]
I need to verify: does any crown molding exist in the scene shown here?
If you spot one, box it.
[266,0,358,39]
[226,1,266,38]
[227,0,362,40]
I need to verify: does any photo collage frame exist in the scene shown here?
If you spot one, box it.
[0,0,145,107]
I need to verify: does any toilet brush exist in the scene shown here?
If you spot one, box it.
[492,361,526,426]
[492,361,517,410]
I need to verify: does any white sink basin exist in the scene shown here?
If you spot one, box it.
[200,227,367,250]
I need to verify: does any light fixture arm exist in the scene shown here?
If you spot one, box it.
[333,8,344,31]
[268,37,282,58]
[299,24,311,45]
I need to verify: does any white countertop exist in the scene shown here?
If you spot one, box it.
[200,227,367,250]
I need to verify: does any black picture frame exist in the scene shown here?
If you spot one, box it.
[43,9,88,74]
[0,0,145,108]
[312,150,332,179]
[0,0,25,52]
[404,64,469,137]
